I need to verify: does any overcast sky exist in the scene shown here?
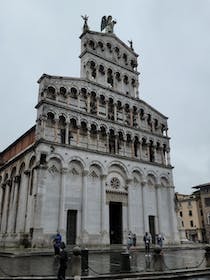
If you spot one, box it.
[0,0,210,194]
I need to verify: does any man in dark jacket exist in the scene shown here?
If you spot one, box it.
[57,242,68,280]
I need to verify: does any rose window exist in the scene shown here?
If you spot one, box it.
[110,177,120,189]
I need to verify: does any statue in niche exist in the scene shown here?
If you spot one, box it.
[81,15,89,32]
[101,15,116,33]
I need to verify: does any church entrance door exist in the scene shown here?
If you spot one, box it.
[109,202,122,244]
[66,210,77,245]
[149,215,156,244]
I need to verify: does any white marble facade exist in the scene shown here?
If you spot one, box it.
[0,17,180,247]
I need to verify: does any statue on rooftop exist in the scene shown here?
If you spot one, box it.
[128,40,134,51]
[101,15,116,33]
[81,15,89,33]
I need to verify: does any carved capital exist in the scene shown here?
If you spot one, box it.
[83,170,89,176]
[141,180,147,186]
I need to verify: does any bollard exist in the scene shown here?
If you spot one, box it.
[120,252,130,272]
[81,248,89,273]
[205,245,210,267]
[72,246,81,278]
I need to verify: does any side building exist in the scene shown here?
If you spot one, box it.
[0,17,179,247]
[175,193,204,242]
[193,183,210,243]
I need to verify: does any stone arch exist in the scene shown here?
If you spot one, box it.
[146,172,157,187]
[160,175,170,187]
[88,38,96,50]
[89,161,105,175]
[47,86,56,100]
[28,155,36,169]
[89,163,102,179]
[97,40,105,51]
[47,156,62,173]
[46,111,56,126]
[10,166,16,178]
[106,41,113,52]
[132,169,144,186]
[131,167,145,179]
[107,162,128,193]
[68,157,86,174]
[18,162,26,175]
[108,161,129,179]
[48,154,65,167]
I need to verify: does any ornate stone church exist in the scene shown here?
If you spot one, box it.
[0,16,179,247]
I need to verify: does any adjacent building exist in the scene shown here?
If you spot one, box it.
[0,16,179,247]
[193,183,210,243]
[175,192,204,242]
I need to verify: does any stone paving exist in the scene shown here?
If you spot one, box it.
[0,244,210,279]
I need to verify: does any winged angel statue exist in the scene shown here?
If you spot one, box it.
[101,15,116,33]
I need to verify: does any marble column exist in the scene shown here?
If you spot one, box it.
[166,148,171,166]
[77,92,80,109]
[58,168,67,233]
[156,184,162,234]
[87,94,90,113]
[96,97,99,116]
[139,140,143,160]
[105,100,109,118]
[114,103,117,121]
[127,179,133,231]
[81,170,89,243]
[106,133,109,153]
[65,122,70,144]
[130,109,133,127]
[142,180,147,233]
[76,126,80,146]
[32,166,46,242]
[54,119,58,143]
[0,184,7,232]
[168,186,179,242]
[100,174,108,244]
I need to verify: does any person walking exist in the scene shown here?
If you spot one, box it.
[53,232,62,256]
[133,233,137,247]
[127,231,133,251]
[157,233,164,248]
[57,242,68,280]
[143,232,151,255]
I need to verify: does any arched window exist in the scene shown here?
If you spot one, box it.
[59,116,66,144]
[47,86,56,100]
[99,65,105,75]
[107,68,113,87]
[115,72,121,81]
[80,121,88,135]
[123,75,129,85]
[98,41,104,51]
[71,87,77,99]
[90,61,96,79]
[47,112,55,125]
[90,124,97,136]
[134,136,139,157]
[89,40,95,50]
[123,53,128,64]
[59,87,67,96]
[106,42,112,52]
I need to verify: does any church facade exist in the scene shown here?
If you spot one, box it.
[0,17,179,247]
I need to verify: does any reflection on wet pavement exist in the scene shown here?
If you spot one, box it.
[0,248,208,278]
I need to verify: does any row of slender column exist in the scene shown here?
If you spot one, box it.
[38,118,171,166]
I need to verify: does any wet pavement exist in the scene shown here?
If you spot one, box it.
[0,246,210,279]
